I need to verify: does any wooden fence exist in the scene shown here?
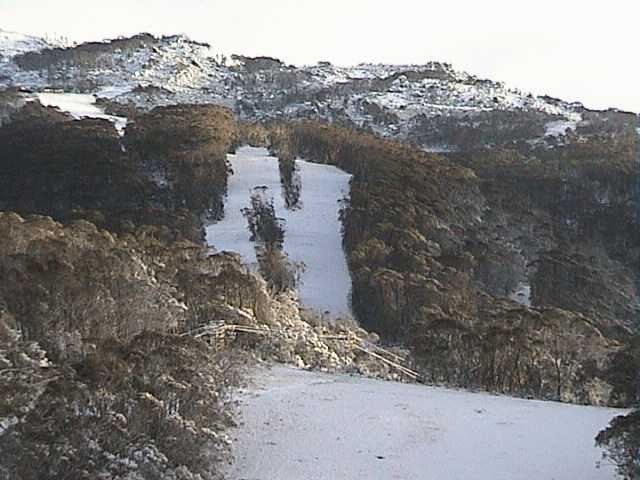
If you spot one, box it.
[182,323,419,380]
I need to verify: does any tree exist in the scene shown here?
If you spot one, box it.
[597,335,640,478]
[596,411,640,479]
[242,190,285,248]
[242,190,303,293]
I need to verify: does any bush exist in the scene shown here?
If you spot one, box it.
[257,245,304,294]
[242,192,285,248]
[0,329,241,480]
[268,121,619,403]
[597,411,640,480]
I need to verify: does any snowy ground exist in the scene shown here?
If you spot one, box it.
[206,146,353,316]
[1,29,589,145]
[509,282,532,307]
[224,365,623,480]
[35,93,128,135]
[0,28,54,57]
[545,119,578,137]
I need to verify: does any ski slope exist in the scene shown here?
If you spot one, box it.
[224,365,624,480]
[206,146,353,317]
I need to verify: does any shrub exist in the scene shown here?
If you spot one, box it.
[257,245,304,294]
[242,191,285,248]
[597,411,640,480]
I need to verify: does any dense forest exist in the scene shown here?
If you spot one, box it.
[0,101,255,478]
[0,67,638,474]
[268,120,640,476]
[2,22,638,477]
[0,101,415,478]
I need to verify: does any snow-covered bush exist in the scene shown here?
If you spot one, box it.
[0,332,239,480]
[0,212,271,479]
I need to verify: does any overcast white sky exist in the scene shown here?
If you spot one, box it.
[1,0,638,112]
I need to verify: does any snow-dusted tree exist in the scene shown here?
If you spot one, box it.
[242,190,285,248]
[0,333,238,480]
[242,190,302,292]
[256,245,304,294]
[597,336,640,479]
[597,411,640,479]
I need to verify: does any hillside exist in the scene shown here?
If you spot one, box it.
[1,28,621,151]
[0,28,639,479]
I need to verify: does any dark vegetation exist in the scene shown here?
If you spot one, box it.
[269,120,637,406]
[0,101,271,478]
[0,102,236,242]
[0,102,145,226]
[597,411,640,479]
[449,113,639,335]
[597,336,640,478]
[242,191,302,293]
[1,86,639,475]
[242,192,285,248]
[0,89,25,126]
[14,34,162,71]
[407,109,556,149]
[127,104,236,222]
[278,154,302,210]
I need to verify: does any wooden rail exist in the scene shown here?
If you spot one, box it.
[184,323,420,381]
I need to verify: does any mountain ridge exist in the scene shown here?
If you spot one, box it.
[4,28,630,153]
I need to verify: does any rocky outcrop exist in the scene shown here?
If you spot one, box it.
[231,55,284,73]
[13,33,160,71]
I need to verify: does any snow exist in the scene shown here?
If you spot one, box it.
[0,30,588,146]
[95,85,134,100]
[225,364,624,480]
[423,144,455,153]
[35,93,128,135]
[206,147,353,316]
[509,282,532,307]
[0,28,52,58]
[0,416,18,436]
[545,119,578,137]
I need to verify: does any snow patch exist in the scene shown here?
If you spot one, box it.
[509,282,532,307]
[423,144,455,153]
[0,416,18,436]
[0,28,52,57]
[545,119,578,137]
[95,85,134,100]
[36,93,128,135]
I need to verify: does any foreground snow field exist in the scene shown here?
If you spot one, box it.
[225,365,623,480]
[206,146,353,316]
